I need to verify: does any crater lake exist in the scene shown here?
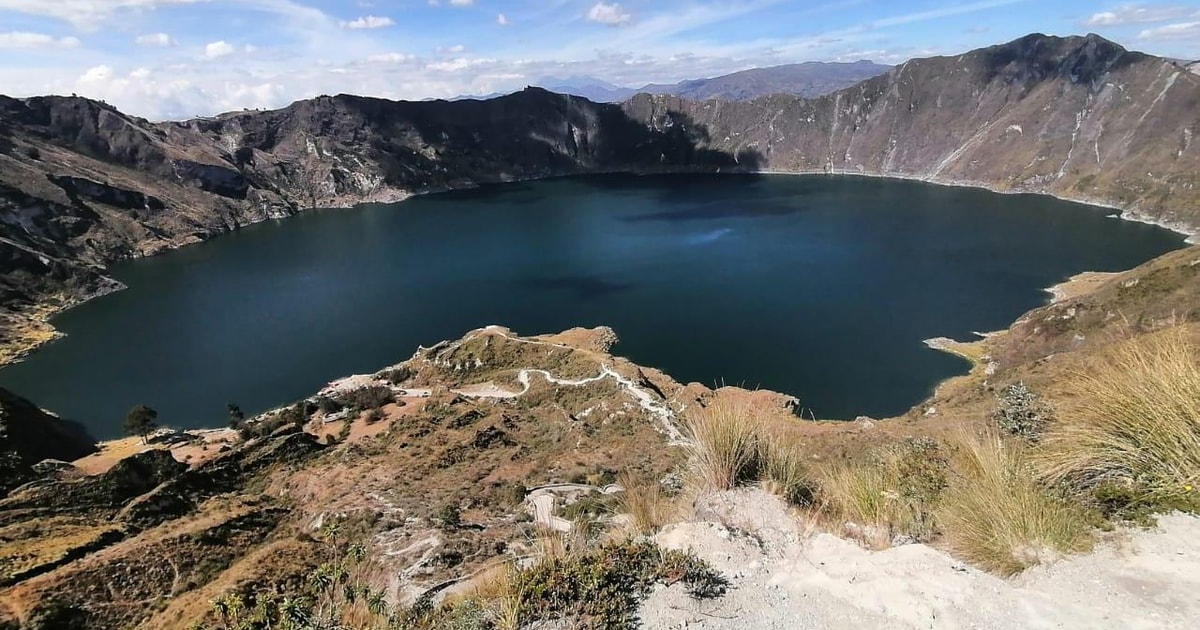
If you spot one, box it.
[0,174,1186,438]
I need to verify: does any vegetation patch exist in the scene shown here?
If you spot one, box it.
[939,431,1093,575]
[436,540,727,630]
[683,402,816,506]
[1036,327,1200,518]
[993,382,1052,441]
[818,438,948,547]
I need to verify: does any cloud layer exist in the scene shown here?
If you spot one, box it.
[0,0,1195,121]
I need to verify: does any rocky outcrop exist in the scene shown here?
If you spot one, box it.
[0,388,96,494]
[0,34,1197,362]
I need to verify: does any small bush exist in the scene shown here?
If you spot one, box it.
[335,386,396,411]
[1036,328,1200,514]
[316,396,342,415]
[818,438,947,546]
[506,483,527,506]
[364,409,384,425]
[559,492,615,522]
[685,402,761,491]
[436,504,462,530]
[381,367,413,385]
[498,540,726,629]
[939,431,1092,575]
[994,382,1051,441]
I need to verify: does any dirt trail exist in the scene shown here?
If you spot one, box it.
[640,488,1200,629]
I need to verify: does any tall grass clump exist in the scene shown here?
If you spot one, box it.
[617,471,671,535]
[1036,327,1200,515]
[759,436,815,506]
[684,402,762,491]
[939,431,1092,575]
[818,439,946,547]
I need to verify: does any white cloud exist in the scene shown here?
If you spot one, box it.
[427,57,496,72]
[340,15,395,29]
[1138,20,1200,39]
[79,64,114,82]
[449,0,474,5]
[130,67,151,79]
[203,40,235,59]
[367,52,416,63]
[0,0,209,27]
[588,2,632,26]
[497,13,509,26]
[1085,5,1195,27]
[135,32,174,46]
[0,31,81,48]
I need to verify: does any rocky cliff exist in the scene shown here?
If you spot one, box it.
[0,388,97,493]
[623,34,1200,230]
[1,33,1197,362]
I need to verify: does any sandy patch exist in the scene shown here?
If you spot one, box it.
[1046,271,1122,303]
[72,429,238,475]
[640,488,1200,629]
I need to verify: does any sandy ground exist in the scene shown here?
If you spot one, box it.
[639,488,1200,629]
[73,428,238,475]
[1045,271,1122,303]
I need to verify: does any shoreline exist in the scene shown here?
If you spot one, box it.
[1,167,1193,376]
[753,168,1199,243]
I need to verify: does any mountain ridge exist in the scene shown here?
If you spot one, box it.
[1,32,1198,364]
[533,60,891,102]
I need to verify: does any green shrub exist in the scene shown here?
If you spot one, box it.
[507,540,726,629]
[818,438,947,546]
[994,382,1051,441]
[335,386,396,411]
[436,504,462,530]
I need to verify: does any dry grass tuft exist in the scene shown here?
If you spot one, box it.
[1036,327,1200,511]
[465,562,525,630]
[682,402,817,508]
[617,471,671,535]
[816,439,946,547]
[939,431,1093,575]
[759,436,815,506]
[684,402,761,492]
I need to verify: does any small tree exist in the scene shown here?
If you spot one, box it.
[435,504,462,530]
[227,403,245,429]
[125,405,159,443]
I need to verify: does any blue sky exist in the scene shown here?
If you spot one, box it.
[2,1,1198,119]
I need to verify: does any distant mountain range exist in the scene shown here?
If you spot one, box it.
[449,61,891,102]
[535,61,891,102]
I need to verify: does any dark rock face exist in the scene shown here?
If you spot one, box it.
[49,175,166,213]
[0,34,1197,360]
[0,388,97,494]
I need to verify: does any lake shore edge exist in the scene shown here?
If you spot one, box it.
[2,168,1193,386]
